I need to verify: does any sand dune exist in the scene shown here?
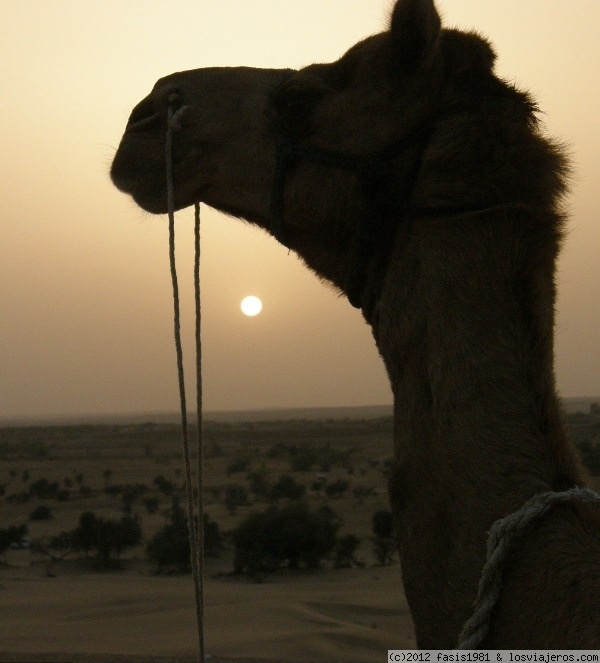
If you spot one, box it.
[0,565,415,662]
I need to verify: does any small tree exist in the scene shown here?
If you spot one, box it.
[143,496,160,514]
[29,505,52,521]
[372,509,395,566]
[247,467,271,500]
[147,497,222,573]
[227,458,251,475]
[334,534,361,568]
[0,524,28,558]
[71,511,142,567]
[268,475,306,501]
[147,498,190,573]
[153,475,175,496]
[224,484,249,515]
[29,478,59,499]
[233,502,339,575]
[325,478,349,499]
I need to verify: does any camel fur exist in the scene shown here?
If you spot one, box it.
[111,0,600,648]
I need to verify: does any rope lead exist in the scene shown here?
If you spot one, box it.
[458,486,600,649]
[166,105,205,663]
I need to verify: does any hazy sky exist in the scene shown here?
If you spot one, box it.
[2,1,600,420]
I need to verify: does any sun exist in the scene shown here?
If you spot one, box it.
[240,295,263,317]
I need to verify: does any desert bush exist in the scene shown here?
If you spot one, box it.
[29,505,52,521]
[147,497,222,573]
[268,474,306,501]
[353,485,376,500]
[233,502,339,575]
[71,511,142,567]
[247,468,270,499]
[0,524,28,556]
[6,492,30,505]
[224,484,249,514]
[334,534,361,568]
[325,478,349,498]
[29,478,59,499]
[120,483,148,514]
[32,531,73,566]
[372,509,395,566]
[143,496,160,514]
[289,446,318,472]
[227,458,250,475]
[153,475,175,496]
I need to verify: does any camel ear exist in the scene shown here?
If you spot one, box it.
[391,0,441,73]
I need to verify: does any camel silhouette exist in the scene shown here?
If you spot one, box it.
[111,0,600,648]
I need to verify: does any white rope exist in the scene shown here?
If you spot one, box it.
[166,102,206,663]
[458,486,600,649]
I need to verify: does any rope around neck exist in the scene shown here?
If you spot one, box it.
[457,486,600,649]
[166,102,205,663]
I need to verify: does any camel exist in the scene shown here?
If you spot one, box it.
[111,0,600,649]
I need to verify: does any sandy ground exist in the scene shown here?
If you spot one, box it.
[0,563,415,663]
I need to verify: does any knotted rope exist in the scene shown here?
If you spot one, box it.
[458,486,600,649]
[166,101,205,663]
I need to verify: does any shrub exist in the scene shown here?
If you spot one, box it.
[372,509,395,566]
[224,484,249,514]
[0,524,28,555]
[147,497,222,573]
[29,478,59,499]
[233,502,339,575]
[71,511,142,567]
[372,509,394,539]
[153,475,175,496]
[289,446,318,472]
[29,505,52,521]
[325,478,349,498]
[268,475,306,501]
[143,496,160,514]
[227,458,250,475]
[334,534,361,568]
[247,469,270,500]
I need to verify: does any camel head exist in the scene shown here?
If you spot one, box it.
[111,0,565,310]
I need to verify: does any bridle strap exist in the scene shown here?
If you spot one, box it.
[269,108,518,310]
[269,120,434,307]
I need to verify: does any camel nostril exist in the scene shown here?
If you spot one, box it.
[168,92,183,110]
[127,97,159,132]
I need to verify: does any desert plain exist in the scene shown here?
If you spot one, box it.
[1,403,599,662]
[0,411,416,662]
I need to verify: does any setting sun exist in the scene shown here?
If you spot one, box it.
[240,295,263,317]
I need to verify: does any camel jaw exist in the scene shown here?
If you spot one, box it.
[111,66,291,219]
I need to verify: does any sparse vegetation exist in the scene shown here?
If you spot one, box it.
[71,511,142,568]
[233,502,340,575]
[0,411,597,579]
[147,497,222,573]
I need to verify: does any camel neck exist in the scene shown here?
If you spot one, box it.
[371,209,583,647]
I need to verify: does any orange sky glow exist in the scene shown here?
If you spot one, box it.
[1,0,599,420]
